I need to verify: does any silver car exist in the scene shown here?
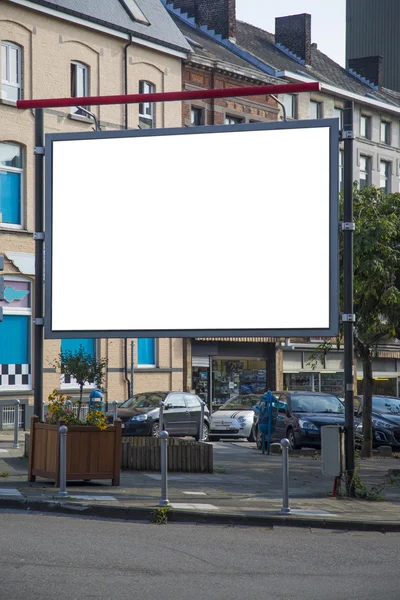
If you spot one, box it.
[209,394,261,441]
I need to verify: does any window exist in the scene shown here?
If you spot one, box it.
[333,107,343,129]
[380,121,391,145]
[185,394,201,408]
[339,150,344,192]
[0,143,23,227]
[71,61,89,116]
[166,393,186,408]
[224,115,244,125]
[139,81,155,129]
[310,100,321,119]
[380,160,390,194]
[191,107,204,126]
[359,155,371,189]
[360,115,371,139]
[60,338,96,387]
[137,338,155,366]
[0,278,31,390]
[1,42,22,101]
[283,94,295,119]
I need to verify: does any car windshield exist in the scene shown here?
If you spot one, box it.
[372,396,400,415]
[291,394,345,414]
[220,395,261,411]
[119,392,167,409]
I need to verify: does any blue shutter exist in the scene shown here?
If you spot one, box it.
[61,338,95,357]
[138,338,155,365]
[0,171,21,224]
[0,315,29,363]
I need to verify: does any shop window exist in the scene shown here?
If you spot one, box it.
[60,338,96,387]
[191,106,204,126]
[0,142,23,227]
[283,373,317,392]
[139,81,155,129]
[137,338,156,367]
[71,61,89,116]
[0,278,31,390]
[224,115,244,125]
[1,41,22,101]
[320,373,344,396]
[212,359,267,411]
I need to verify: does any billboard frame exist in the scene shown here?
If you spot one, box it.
[44,118,339,340]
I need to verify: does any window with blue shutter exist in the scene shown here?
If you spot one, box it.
[61,338,95,357]
[138,338,155,366]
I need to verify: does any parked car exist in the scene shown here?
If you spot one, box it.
[356,395,400,447]
[256,391,354,450]
[209,394,262,442]
[107,391,210,441]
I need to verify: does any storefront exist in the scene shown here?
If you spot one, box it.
[191,339,277,413]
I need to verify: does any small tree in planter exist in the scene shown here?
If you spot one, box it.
[53,345,108,419]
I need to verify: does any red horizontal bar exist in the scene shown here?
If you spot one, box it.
[17,82,320,110]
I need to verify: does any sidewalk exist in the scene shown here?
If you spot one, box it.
[0,433,399,531]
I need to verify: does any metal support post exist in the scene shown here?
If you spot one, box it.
[159,401,165,433]
[130,341,135,397]
[343,100,355,496]
[199,400,206,442]
[58,425,68,497]
[13,400,20,449]
[280,438,291,514]
[113,400,118,423]
[65,399,72,411]
[267,393,272,455]
[34,108,45,421]
[159,431,169,507]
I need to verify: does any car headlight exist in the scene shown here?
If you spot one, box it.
[356,423,363,432]
[298,419,319,431]
[130,414,148,422]
[372,418,393,430]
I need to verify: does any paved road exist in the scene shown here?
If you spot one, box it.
[1,511,399,600]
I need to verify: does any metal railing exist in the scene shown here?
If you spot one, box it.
[2,405,24,430]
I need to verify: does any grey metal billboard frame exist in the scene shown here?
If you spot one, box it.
[44,118,339,339]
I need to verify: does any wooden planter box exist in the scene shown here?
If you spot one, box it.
[121,436,213,473]
[28,416,122,486]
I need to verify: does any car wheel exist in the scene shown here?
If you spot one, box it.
[151,421,160,438]
[195,423,209,442]
[286,428,299,450]
[247,424,257,443]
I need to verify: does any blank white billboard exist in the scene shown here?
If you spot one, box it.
[45,121,338,338]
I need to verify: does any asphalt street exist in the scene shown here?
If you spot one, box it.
[1,510,399,600]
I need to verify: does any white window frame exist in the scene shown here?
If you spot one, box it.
[139,81,155,128]
[310,100,321,119]
[1,41,22,102]
[60,339,98,389]
[0,276,32,391]
[380,120,391,145]
[359,155,371,188]
[71,61,89,116]
[360,114,371,139]
[380,160,391,194]
[0,142,24,229]
[339,150,344,193]
[333,107,343,130]
[191,106,204,126]
[136,338,157,369]
[283,94,296,119]
[224,115,244,125]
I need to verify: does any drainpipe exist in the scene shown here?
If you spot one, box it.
[124,35,134,129]
[270,94,287,121]
[124,339,131,399]
[75,106,101,131]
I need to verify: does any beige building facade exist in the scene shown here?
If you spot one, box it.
[0,0,190,419]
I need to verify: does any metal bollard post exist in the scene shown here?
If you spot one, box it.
[58,425,68,497]
[13,399,20,449]
[65,399,72,411]
[280,438,291,514]
[112,400,118,423]
[199,400,206,442]
[159,401,165,433]
[159,430,169,507]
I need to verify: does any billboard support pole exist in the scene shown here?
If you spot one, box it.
[34,108,45,421]
[343,100,355,496]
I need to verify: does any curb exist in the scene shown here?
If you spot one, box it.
[0,496,399,532]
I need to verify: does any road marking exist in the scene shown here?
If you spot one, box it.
[183,491,207,496]
[66,495,117,502]
[0,449,9,453]
[170,503,219,511]
[288,509,339,517]
[0,488,22,497]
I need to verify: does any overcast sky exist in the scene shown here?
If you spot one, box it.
[236,0,346,66]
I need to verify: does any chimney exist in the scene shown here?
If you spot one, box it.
[172,0,236,40]
[348,55,384,88]
[275,13,312,65]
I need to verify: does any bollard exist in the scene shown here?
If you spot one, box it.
[280,438,291,514]
[13,399,20,449]
[159,430,169,507]
[199,400,206,442]
[159,401,165,433]
[58,424,68,497]
[112,400,118,423]
[65,399,72,412]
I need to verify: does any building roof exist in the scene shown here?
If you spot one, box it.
[171,15,281,84]
[22,0,191,53]
[235,21,400,107]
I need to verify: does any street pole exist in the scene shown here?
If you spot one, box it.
[34,108,45,421]
[343,100,355,496]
